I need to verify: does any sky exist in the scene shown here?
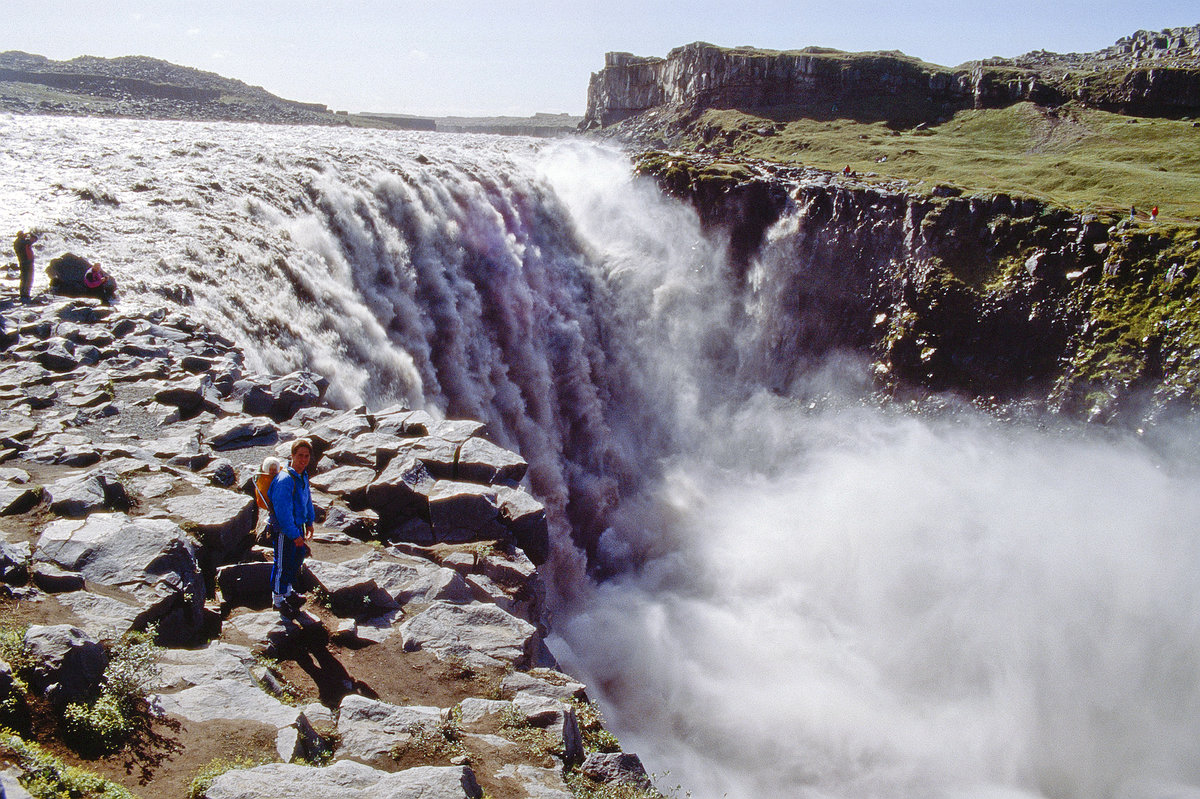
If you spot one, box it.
[4,1,1198,117]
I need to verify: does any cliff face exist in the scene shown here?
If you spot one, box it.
[583,27,1200,130]
[637,153,1200,424]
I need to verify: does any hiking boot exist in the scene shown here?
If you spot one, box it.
[285,592,306,610]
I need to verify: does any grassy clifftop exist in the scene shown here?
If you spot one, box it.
[624,102,1200,222]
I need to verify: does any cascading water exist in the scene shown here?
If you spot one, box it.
[4,114,1200,799]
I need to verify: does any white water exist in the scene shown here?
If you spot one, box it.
[4,115,1200,799]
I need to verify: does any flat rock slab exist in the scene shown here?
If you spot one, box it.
[336,694,444,763]
[203,760,482,799]
[153,678,300,729]
[399,601,537,670]
[155,641,258,690]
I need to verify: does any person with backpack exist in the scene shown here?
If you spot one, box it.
[13,231,39,302]
[268,439,315,614]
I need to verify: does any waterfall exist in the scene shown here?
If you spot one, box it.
[4,114,1200,799]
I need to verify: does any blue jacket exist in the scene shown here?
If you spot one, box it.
[268,467,313,541]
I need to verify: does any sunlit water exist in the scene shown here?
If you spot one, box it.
[4,114,1200,799]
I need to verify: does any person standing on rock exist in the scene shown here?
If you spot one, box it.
[268,438,315,614]
[13,230,39,302]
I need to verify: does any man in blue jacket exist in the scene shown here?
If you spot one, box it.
[269,438,315,613]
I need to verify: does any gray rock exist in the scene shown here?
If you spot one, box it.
[428,481,506,544]
[345,550,474,605]
[207,416,279,451]
[23,624,107,706]
[321,505,378,540]
[227,609,322,656]
[494,764,574,799]
[363,456,435,528]
[321,432,404,470]
[335,694,445,763]
[501,670,587,702]
[305,559,397,616]
[0,541,30,583]
[309,465,376,507]
[0,484,42,516]
[154,641,258,690]
[154,678,300,729]
[306,406,374,445]
[46,469,128,518]
[54,590,146,639]
[373,407,434,437]
[204,760,482,799]
[399,601,538,670]
[428,419,487,444]
[164,487,256,564]
[34,513,205,644]
[31,563,85,593]
[495,486,549,565]
[395,437,459,479]
[579,752,653,789]
[481,548,537,587]
[459,697,511,725]
[455,437,527,484]
[0,768,35,799]
[513,692,583,766]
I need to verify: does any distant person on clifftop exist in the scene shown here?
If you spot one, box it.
[1151,205,1159,221]
[268,439,315,615]
[13,230,39,302]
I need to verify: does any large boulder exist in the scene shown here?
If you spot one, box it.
[363,457,435,531]
[513,692,584,766]
[163,487,256,565]
[239,370,327,422]
[579,752,653,790]
[495,486,549,565]
[309,466,376,508]
[427,482,506,544]
[206,415,279,450]
[343,550,474,605]
[45,469,129,518]
[335,694,445,764]
[399,601,538,670]
[34,513,206,644]
[304,559,397,617]
[454,437,527,484]
[22,624,107,707]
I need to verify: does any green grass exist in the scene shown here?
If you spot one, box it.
[670,102,1200,220]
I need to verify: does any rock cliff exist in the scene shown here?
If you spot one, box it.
[582,26,1200,130]
[636,152,1200,425]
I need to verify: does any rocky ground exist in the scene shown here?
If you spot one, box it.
[0,288,653,798]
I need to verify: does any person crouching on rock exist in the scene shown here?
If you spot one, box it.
[268,439,315,614]
[83,262,116,305]
[13,230,39,302]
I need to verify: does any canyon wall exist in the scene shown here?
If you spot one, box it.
[636,152,1200,425]
[582,26,1200,129]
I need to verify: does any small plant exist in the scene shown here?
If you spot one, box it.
[61,628,162,756]
[498,706,561,759]
[0,623,33,673]
[0,731,137,799]
[391,706,467,762]
[569,698,622,754]
[564,770,666,799]
[188,754,274,799]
